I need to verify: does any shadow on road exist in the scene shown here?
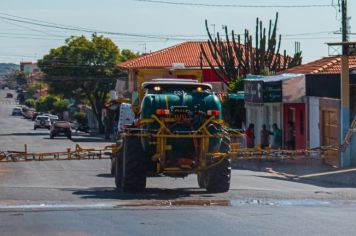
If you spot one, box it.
[97,173,113,178]
[236,159,356,188]
[0,132,48,136]
[68,187,212,200]
[70,137,110,143]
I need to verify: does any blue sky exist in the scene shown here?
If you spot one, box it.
[0,0,355,64]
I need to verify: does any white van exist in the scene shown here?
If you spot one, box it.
[118,103,135,133]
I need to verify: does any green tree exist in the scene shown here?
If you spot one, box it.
[120,49,139,62]
[53,99,70,114]
[38,34,121,133]
[15,71,27,86]
[26,82,47,98]
[24,98,36,108]
[35,95,59,112]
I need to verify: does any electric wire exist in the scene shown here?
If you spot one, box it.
[132,0,335,8]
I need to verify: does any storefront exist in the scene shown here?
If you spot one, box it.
[244,74,306,148]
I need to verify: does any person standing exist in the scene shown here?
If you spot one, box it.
[271,123,282,149]
[245,123,255,148]
[285,121,296,150]
[260,124,272,149]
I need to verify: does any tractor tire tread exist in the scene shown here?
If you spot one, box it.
[122,136,146,192]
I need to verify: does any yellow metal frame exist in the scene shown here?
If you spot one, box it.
[125,114,228,175]
[0,144,118,162]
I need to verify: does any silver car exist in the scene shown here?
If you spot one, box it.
[34,115,51,130]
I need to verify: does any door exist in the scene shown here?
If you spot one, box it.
[283,103,306,149]
[309,97,320,148]
[320,109,339,166]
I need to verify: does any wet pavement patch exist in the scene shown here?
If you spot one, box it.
[115,199,231,207]
[230,199,331,207]
[0,198,353,211]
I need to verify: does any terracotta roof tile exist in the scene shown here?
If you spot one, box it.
[117,41,221,69]
[284,55,356,74]
[117,41,286,69]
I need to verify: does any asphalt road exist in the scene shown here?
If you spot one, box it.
[1,89,356,236]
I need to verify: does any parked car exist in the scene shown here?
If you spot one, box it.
[32,112,40,121]
[73,122,89,133]
[49,115,59,123]
[50,121,72,139]
[22,107,35,119]
[12,106,22,116]
[34,115,51,130]
[27,109,36,119]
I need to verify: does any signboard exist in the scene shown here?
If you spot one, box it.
[244,81,263,103]
[244,74,305,103]
[245,80,282,103]
[283,75,305,102]
[263,81,282,103]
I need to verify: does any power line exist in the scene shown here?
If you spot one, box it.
[0,12,92,32]
[0,35,64,41]
[0,12,342,42]
[0,19,64,37]
[0,14,174,40]
[132,0,334,8]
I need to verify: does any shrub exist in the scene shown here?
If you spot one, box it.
[53,99,70,114]
[24,98,36,108]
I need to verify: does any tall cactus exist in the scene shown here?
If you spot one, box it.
[201,12,302,86]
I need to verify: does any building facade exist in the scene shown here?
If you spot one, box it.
[284,55,356,167]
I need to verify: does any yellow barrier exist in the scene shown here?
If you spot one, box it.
[0,144,120,162]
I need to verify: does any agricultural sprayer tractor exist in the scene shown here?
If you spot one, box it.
[114,79,231,193]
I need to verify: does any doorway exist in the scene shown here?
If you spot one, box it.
[283,103,306,149]
[320,109,339,166]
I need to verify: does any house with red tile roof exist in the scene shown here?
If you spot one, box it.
[283,55,356,166]
[284,56,356,74]
[117,41,233,97]
[117,41,293,98]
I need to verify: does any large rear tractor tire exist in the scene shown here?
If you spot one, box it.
[205,158,231,193]
[111,158,116,175]
[197,171,207,188]
[121,136,147,192]
[205,137,231,193]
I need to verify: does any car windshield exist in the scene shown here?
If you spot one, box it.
[37,116,48,121]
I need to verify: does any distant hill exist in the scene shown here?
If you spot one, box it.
[0,63,19,77]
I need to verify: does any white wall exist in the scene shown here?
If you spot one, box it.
[246,103,282,146]
[246,104,264,145]
[309,96,320,148]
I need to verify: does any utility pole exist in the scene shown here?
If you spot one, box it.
[340,0,351,166]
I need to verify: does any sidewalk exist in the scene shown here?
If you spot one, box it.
[232,158,356,187]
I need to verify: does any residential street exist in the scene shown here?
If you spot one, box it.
[1,89,356,236]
